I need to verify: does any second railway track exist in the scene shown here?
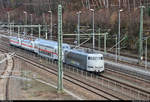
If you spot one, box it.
[0,37,121,100]
[0,35,150,71]
[0,36,150,100]
[0,51,15,100]
[0,43,150,100]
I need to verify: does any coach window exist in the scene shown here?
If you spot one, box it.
[49,53,51,56]
[88,57,99,60]
[88,57,92,60]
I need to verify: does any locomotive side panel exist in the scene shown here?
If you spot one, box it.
[64,50,87,70]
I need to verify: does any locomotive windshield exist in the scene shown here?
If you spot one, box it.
[88,56,103,60]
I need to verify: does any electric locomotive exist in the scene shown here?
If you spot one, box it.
[64,48,104,72]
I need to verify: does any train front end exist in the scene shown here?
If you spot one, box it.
[87,54,104,72]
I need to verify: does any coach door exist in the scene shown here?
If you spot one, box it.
[31,41,34,50]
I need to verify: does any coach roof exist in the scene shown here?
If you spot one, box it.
[35,38,70,49]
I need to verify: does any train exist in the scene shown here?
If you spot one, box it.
[64,49,104,72]
[9,36,104,72]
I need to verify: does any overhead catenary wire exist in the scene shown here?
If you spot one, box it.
[108,35,127,52]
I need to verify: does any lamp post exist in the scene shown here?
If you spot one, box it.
[30,14,33,37]
[90,9,95,50]
[77,11,81,46]
[43,13,47,39]
[23,11,27,90]
[58,4,63,93]
[48,10,52,40]
[7,12,10,36]
[24,11,27,36]
[118,9,123,58]
[138,6,145,64]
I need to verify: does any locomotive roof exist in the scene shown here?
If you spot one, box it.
[67,48,103,56]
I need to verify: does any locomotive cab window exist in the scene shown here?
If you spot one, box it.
[88,57,101,60]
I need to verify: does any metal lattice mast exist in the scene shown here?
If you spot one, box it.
[24,11,27,36]
[77,11,81,46]
[92,10,95,50]
[48,10,53,40]
[138,6,145,63]
[39,24,41,38]
[10,24,12,36]
[104,33,107,54]
[18,26,20,38]
[118,10,121,58]
[115,35,118,62]
[145,37,147,70]
[50,11,53,40]
[7,12,10,36]
[30,14,33,37]
[98,28,101,50]
[118,9,123,58]
[90,9,95,50]
[57,4,63,93]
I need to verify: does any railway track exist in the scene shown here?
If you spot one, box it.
[1,35,150,76]
[101,69,150,96]
[0,42,149,100]
[3,36,150,81]
[1,30,150,63]
[53,37,150,71]
[105,56,150,70]
[0,51,14,100]
[0,35,150,99]
[0,54,7,75]
[1,32,150,71]
[0,36,123,99]
[0,42,121,100]
[103,68,150,89]
[64,39,150,62]
[16,54,121,100]
[18,47,150,99]
[5,57,15,100]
